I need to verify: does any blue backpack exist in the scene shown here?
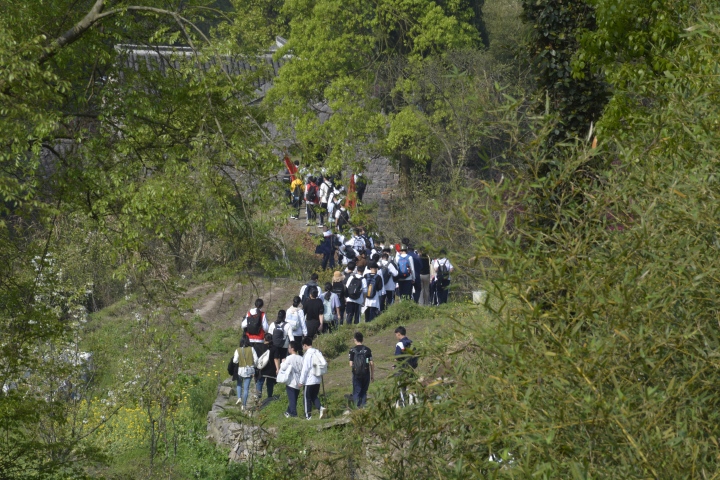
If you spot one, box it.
[397,256,410,279]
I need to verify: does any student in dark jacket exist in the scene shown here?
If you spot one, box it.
[254,334,278,399]
[303,286,325,338]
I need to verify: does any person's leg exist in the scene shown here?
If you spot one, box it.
[339,304,346,325]
[353,304,361,324]
[303,386,311,418]
[358,374,370,408]
[413,281,421,303]
[266,377,276,398]
[429,280,437,305]
[322,252,330,270]
[242,376,252,406]
[386,290,395,307]
[256,376,265,396]
[439,284,449,304]
[365,306,378,323]
[420,274,430,305]
[345,303,355,326]
[352,375,362,407]
[399,281,413,300]
[236,379,242,400]
[379,294,386,312]
[309,384,322,411]
[286,386,298,416]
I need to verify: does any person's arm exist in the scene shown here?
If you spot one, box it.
[300,311,307,336]
[241,316,248,329]
[319,312,324,329]
[298,354,310,386]
[233,349,239,364]
[370,360,375,381]
[262,313,269,332]
[287,324,294,342]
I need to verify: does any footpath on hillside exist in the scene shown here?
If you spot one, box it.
[193,202,445,464]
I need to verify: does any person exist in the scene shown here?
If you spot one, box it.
[345,265,367,325]
[268,309,294,362]
[351,228,366,254]
[354,173,367,202]
[326,187,340,223]
[298,337,326,420]
[408,244,423,303]
[290,175,304,219]
[305,176,319,225]
[335,205,350,232]
[379,251,398,311]
[233,334,258,410]
[417,247,432,305]
[432,249,454,305]
[303,286,325,338]
[299,273,320,305]
[395,245,416,300]
[241,299,269,353]
[322,282,341,331]
[331,271,347,322]
[319,176,333,226]
[254,333,278,399]
[348,332,374,408]
[286,296,307,340]
[393,326,418,407]
[363,262,384,323]
[278,341,304,418]
[320,227,336,271]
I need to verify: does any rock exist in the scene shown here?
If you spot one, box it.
[219,386,233,398]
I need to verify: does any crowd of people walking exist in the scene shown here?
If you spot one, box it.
[228,166,452,419]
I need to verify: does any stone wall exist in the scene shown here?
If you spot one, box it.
[361,156,399,224]
[207,378,276,463]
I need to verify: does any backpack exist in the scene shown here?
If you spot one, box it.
[246,311,263,335]
[343,246,357,261]
[437,260,451,287]
[286,308,300,331]
[397,256,411,280]
[365,274,381,299]
[301,283,315,305]
[353,236,365,251]
[338,209,349,226]
[311,350,328,376]
[272,322,287,348]
[352,347,370,376]
[382,261,397,284]
[307,184,318,202]
[362,235,372,250]
[332,281,346,303]
[255,349,270,370]
[347,276,363,300]
[322,292,335,322]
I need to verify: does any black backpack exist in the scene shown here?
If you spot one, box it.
[272,322,287,348]
[362,235,372,250]
[332,281,346,304]
[437,260,451,287]
[382,261,397,284]
[338,209,349,227]
[301,283,315,305]
[307,184,318,202]
[347,276,363,300]
[352,346,370,376]
[246,311,263,335]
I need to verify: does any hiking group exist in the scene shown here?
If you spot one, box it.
[226,165,445,419]
[228,290,420,419]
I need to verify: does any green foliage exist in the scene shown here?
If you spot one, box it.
[521,0,609,146]
[360,3,720,476]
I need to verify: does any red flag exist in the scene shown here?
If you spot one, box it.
[346,174,357,210]
[283,154,298,182]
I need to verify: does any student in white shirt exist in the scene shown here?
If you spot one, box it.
[363,262,384,322]
[278,341,304,418]
[286,296,308,339]
[344,266,367,325]
[298,337,326,420]
[379,251,399,311]
[431,248,454,305]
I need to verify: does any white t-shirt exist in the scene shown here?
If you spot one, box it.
[432,258,454,280]
[380,259,399,291]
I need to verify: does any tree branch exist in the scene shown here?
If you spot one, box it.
[40,0,106,64]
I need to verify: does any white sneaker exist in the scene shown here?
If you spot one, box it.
[236,398,242,405]
[319,406,326,419]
